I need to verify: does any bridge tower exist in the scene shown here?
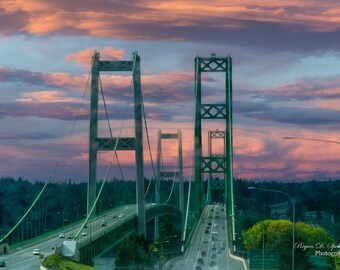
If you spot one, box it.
[207,129,227,203]
[193,54,235,244]
[155,130,184,240]
[88,52,145,235]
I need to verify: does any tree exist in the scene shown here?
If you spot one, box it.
[243,219,334,270]
[115,235,150,269]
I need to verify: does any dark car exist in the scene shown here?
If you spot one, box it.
[0,261,5,267]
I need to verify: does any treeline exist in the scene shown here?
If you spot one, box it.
[233,179,340,240]
[1,176,340,244]
[0,177,180,245]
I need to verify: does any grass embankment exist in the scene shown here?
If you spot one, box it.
[42,254,96,270]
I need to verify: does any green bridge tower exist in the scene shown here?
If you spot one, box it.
[88,52,146,235]
[193,53,235,248]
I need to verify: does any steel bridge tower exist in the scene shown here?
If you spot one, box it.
[207,129,227,203]
[193,54,235,246]
[155,130,184,241]
[88,52,146,235]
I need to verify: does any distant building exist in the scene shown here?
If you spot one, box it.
[304,211,333,224]
[269,202,289,219]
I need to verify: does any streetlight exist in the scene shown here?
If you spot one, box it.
[76,204,83,221]
[248,187,295,270]
[57,211,65,227]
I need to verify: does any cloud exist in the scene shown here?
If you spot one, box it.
[2,1,340,52]
[0,132,58,140]
[0,66,201,103]
[0,66,88,89]
[247,75,340,102]
[16,91,81,103]
[244,106,340,126]
[0,101,88,120]
[233,125,340,180]
[234,100,272,113]
[65,47,125,68]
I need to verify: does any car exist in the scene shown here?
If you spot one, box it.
[118,214,125,218]
[58,232,65,238]
[101,220,107,227]
[81,231,87,236]
[197,258,204,265]
[0,261,5,267]
[33,248,41,255]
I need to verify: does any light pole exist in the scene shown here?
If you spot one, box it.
[44,212,56,232]
[57,210,67,227]
[76,204,83,221]
[248,187,295,270]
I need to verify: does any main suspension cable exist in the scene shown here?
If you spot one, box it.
[0,56,94,244]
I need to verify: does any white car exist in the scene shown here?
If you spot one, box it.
[81,231,88,236]
[118,214,125,218]
[32,248,40,255]
[58,232,65,238]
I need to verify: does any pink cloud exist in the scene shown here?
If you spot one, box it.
[233,125,340,180]
[16,91,81,103]
[65,47,125,68]
[1,1,340,39]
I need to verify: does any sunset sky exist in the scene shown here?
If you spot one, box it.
[1,0,340,182]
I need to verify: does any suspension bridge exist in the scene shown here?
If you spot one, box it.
[0,52,245,269]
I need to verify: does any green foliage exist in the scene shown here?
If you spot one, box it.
[42,254,96,270]
[115,234,150,269]
[243,219,335,270]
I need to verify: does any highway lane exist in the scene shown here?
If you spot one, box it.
[166,204,245,270]
[0,204,137,269]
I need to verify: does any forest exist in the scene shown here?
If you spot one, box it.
[1,177,340,245]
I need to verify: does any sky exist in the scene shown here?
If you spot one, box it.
[1,0,340,182]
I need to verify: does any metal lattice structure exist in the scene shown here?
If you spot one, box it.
[193,53,235,247]
[88,52,145,235]
[208,130,227,193]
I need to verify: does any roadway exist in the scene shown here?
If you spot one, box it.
[165,204,245,270]
[0,205,137,269]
